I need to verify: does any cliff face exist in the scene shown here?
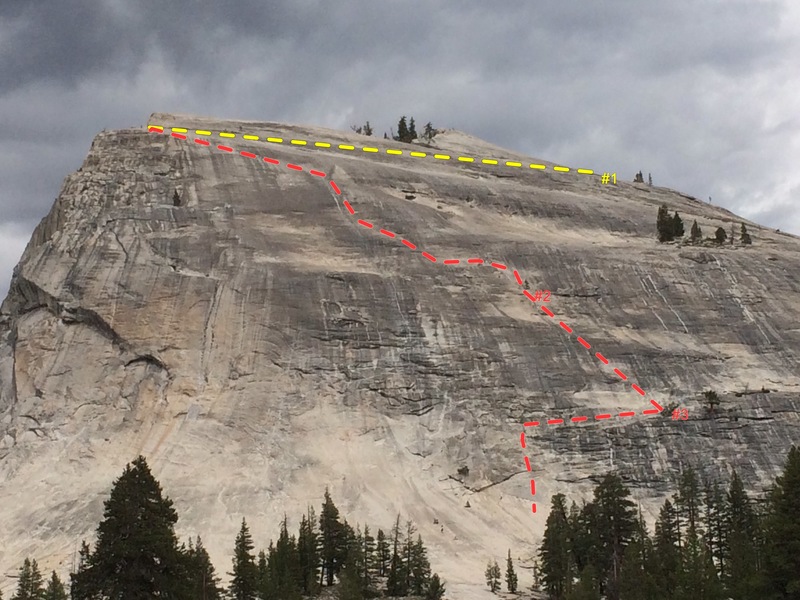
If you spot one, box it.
[1,112,799,596]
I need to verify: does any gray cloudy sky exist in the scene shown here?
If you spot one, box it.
[2,0,799,300]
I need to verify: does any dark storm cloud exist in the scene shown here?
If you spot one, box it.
[1,0,799,300]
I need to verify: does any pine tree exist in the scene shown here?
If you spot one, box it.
[402,520,417,592]
[714,227,727,244]
[184,536,223,600]
[539,493,575,598]
[43,571,67,600]
[376,529,390,577]
[505,549,518,593]
[657,204,674,242]
[320,488,346,586]
[408,117,418,140]
[568,501,595,575]
[386,515,407,597]
[172,189,181,207]
[426,573,446,600]
[703,390,721,415]
[269,516,302,600]
[703,480,727,579]
[297,506,321,595]
[337,551,364,600]
[672,212,685,239]
[740,223,752,245]
[76,456,189,599]
[11,558,45,600]
[485,560,501,593]
[68,540,93,600]
[229,518,259,600]
[617,512,657,600]
[362,524,376,590]
[409,535,432,595]
[763,445,800,598]
[396,117,409,143]
[423,122,436,141]
[690,220,702,243]
[652,499,681,599]
[591,473,638,599]
[723,471,759,598]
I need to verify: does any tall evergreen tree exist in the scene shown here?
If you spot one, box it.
[319,488,347,587]
[505,549,518,593]
[375,529,390,577]
[75,456,189,599]
[43,571,67,600]
[426,573,446,600]
[184,537,223,600]
[703,480,727,580]
[408,117,418,140]
[395,117,409,143]
[11,558,45,600]
[617,511,658,600]
[423,122,436,141]
[566,565,601,600]
[715,227,727,244]
[690,220,702,243]
[539,493,575,599]
[270,516,302,600]
[740,223,752,245]
[763,445,800,598]
[386,515,408,597]
[590,473,638,599]
[337,551,364,600]
[672,212,685,239]
[297,507,320,595]
[652,499,681,599]
[69,541,93,600]
[722,472,759,598]
[229,518,259,600]
[657,204,674,242]
[485,560,501,593]
[361,524,376,590]
[409,535,432,595]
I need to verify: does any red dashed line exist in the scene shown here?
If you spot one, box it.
[149,128,672,520]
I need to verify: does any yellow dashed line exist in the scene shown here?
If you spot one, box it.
[150,123,608,177]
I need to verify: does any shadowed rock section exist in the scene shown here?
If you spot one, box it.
[0,112,798,594]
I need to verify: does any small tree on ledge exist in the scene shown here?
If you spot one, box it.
[703,390,721,415]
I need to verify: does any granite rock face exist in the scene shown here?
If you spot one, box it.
[1,112,799,596]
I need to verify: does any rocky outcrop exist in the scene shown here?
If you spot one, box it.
[0,112,798,596]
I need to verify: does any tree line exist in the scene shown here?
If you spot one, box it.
[657,204,752,246]
[4,456,445,600]
[534,445,800,600]
[351,117,437,143]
